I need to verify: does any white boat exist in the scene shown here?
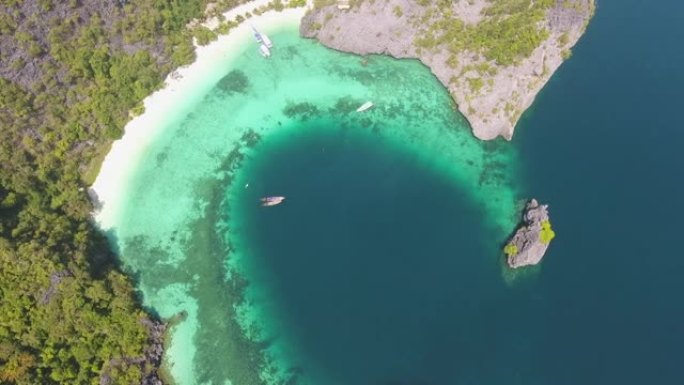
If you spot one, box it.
[259,44,271,57]
[356,101,374,112]
[261,196,285,207]
[261,33,273,48]
[251,26,263,44]
[252,26,272,48]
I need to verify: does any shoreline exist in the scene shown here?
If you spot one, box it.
[89,3,310,385]
[300,0,595,140]
[91,3,310,230]
[202,0,284,30]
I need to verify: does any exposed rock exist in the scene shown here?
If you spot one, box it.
[300,0,595,140]
[139,318,166,385]
[99,317,167,385]
[39,270,72,305]
[505,199,554,268]
[141,317,166,368]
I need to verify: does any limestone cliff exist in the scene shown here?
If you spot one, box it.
[504,199,554,268]
[300,0,595,140]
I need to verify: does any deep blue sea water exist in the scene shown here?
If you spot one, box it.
[509,0,684,382]
[230,123,519,384]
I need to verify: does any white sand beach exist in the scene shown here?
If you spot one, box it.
[91,3,310,230]
[89,3,310,384]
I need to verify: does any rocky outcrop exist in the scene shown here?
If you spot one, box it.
[141,318,166,372]
[39,270,72,305]
[504,199,554,268]
[99,318,167,385]
[300,0,595,140]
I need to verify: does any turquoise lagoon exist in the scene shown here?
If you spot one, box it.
[106,23,522,385]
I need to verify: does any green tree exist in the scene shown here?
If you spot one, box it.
[503,243,519,257]
[0,0,253,383]
[540,220,556,244]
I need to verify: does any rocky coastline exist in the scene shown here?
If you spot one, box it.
[504,199,554,268]
[98,318,166,385]
[300,0,595,140]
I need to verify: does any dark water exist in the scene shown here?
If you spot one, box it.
[511,0,684,382]
[231,124,530,385]
[229,1,684,383]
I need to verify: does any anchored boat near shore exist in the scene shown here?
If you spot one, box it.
[260,32,273,48]
[261,196,285,207]
[252,25,273,57]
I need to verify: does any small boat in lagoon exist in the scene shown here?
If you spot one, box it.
[261,196,285,207]
[356,101,374,112]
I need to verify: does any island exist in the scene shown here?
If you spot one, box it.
[301,0,595,140]
[504,199,555,268]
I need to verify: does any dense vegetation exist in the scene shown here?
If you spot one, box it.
[415,0,556,67]
[0,0,247,383]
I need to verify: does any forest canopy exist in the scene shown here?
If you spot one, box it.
[0,0,244,383]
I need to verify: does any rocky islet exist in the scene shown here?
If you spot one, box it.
[504,199,554,268]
